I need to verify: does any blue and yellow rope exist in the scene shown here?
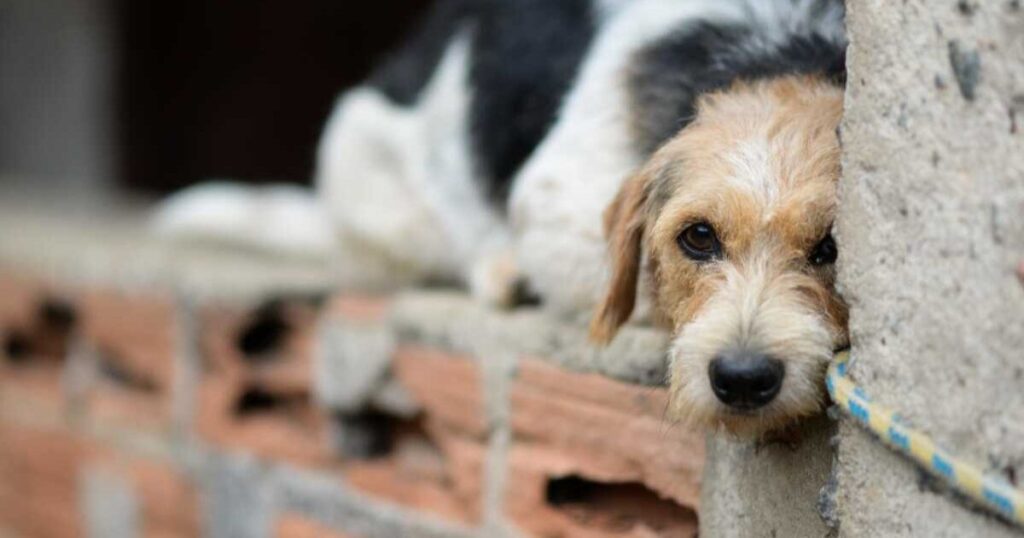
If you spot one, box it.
[827,351,1024,528]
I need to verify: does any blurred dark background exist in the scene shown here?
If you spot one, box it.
[0,0,432,194]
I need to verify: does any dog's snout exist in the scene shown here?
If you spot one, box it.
[709,352,784,410]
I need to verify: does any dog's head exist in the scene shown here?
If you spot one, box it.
[591,75,847,437]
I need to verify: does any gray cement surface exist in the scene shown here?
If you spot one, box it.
[836,1,1024,536]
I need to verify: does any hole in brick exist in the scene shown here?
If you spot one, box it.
[38,298,77,332]
[236,301,290,360]
[233,385,309,418]
[511,277,543,308]
[3,330,32,363]
[545,475,698,536]
[2,296,77,364]
[333,409,406,460]
[337,411,465,521]
[97,351,159,393]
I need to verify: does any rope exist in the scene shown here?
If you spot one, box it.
[827,351,1024,527]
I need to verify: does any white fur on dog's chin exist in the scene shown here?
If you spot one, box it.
[667,251,835,438]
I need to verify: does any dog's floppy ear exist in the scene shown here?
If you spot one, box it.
[589,168,652,345]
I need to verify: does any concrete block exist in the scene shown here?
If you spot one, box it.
[80,466,140,538]
[836,1,1024,535]
[314,295,396,413]
[273,465,476,538]
[201,453,276,538]
[700,417,835,538]
[390,290,670,386]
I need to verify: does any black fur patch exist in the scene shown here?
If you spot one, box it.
[628,3,846,157]
[468,0,597,205]
[368,0,596,207]
[367,0,476,106]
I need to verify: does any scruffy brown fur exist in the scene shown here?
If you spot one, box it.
[591,75,848,437]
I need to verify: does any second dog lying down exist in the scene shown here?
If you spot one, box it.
[157,0,848,436]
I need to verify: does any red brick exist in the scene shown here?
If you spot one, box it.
[333,346,488,524]
[0,420,97,538]
[0,272,76,361]
[0,272,75,408]
[197,375,333,467]
[505,447,698,538]
[199,302,316,390]
[0,272,48,328]
[504,358,704,537]
[78,291,172,424]
[129,459,200,538]
[79,289,176,394]
[342,420,485,524]
[0,411,199,538]
[392,346,487,438]
[0,359,66,412]
[196,301,333,467]
[0,273,179,431]
[324,294,391,323]
[275,514,354,538]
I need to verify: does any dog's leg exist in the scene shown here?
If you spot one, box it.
[314,86,459,288]
[510,2,700,317]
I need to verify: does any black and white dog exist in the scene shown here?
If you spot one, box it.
[159,0,848,435]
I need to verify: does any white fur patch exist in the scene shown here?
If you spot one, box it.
[510,0,747,317]
[724,137,779,208]
[511,0,843,318]
[315,34,511,293]
[152,181,335,259]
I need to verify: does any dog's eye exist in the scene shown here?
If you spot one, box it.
[809,233,837,266]
[677,222,721,261]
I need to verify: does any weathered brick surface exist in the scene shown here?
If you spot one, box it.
[505,358,703,537]
[337,346,486,524]
[510,358,704,507]
[0,272,52,331]
[0,268,706,538]
[0,421,94,538]
[128,458,201,538]
[0,271,177,431]
[275,514,355,538]
[78,289,176,427]
[0,400,198,538]
[324,295,390,324]
[392,346,487,439]
[196,300,334,467]
[0,272,75,411]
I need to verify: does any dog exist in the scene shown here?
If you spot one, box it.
[156,0,847,436]
[590,75,847,437]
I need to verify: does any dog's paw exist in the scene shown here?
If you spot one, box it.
[469,251,526,309]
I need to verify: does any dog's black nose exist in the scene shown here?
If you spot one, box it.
[709,352,784,410]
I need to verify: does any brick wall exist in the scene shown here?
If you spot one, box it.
[0,202,704,538]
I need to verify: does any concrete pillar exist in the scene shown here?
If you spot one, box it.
[836,1,1024,536]
[0,0,116,189]
[700,417,836,537]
